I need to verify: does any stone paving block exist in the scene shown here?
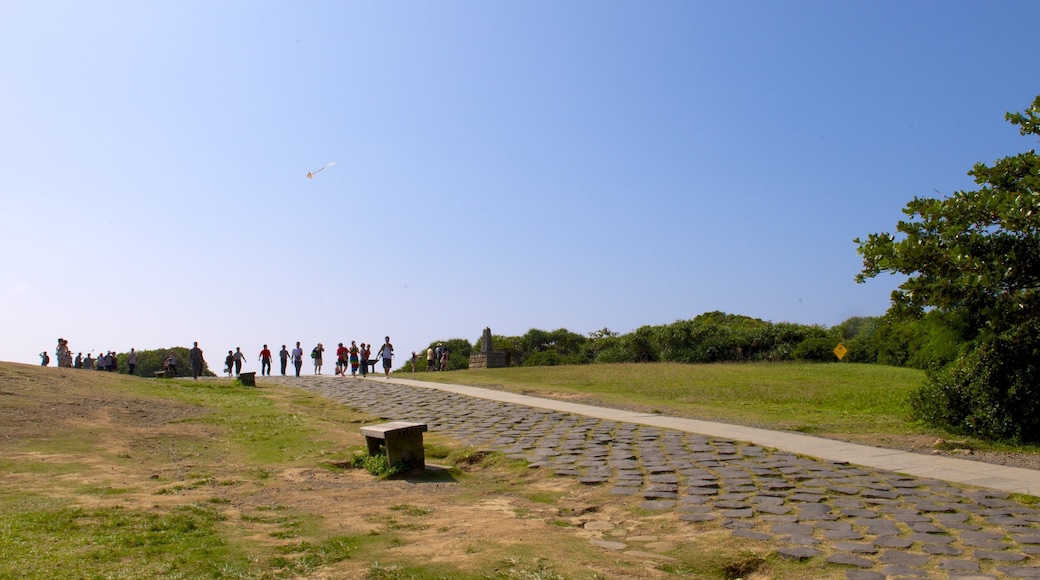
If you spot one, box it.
[755,504,793,515]
[907,532,955,544]
[880,566,928,577]
[834,542,877,554]
[873,536,914,548]
[823,529,865,540]
[879,550,930,566]
[772,523,814,536]
[789,493,827,503]
[845,571,885,580]
[785,535,822,546]
[922,543,962,556]
[939,559,980,571]
[776,546,822,560]
[825,553,873,567]
[797,503,836,520]
[976,550,1028,562]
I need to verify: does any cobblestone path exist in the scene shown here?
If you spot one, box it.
[267,375,1040,579]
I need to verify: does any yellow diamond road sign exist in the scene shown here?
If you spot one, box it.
[833,343,848,361]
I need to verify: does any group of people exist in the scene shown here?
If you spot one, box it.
[39,336,406,380]
[42,338,139,375]
[425,343,451,371]
[327,338,394,378]
[213,337,396,379]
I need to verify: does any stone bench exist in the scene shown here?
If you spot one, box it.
[154,369,175,378]
[238,372,256,386]
[360,421,428,470]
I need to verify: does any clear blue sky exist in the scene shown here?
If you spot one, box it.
[2,1,1037,367]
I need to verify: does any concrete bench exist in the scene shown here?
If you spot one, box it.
[154,369,175,378]
[238,371,256,386]
[360,421,428,470]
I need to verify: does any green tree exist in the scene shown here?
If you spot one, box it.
[856,94,1040,441]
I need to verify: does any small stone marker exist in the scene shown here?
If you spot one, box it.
[238,372,256,386]
[469,326,507,368]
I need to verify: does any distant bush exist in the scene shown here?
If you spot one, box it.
[117,347,215,378]
[791,337,840,362]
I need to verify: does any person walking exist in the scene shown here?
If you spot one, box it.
[426,346,435,371]
[349,341,359,377]
[127,348,137,375]
[279,344,289,376]
[378,336,394,378]
[233,347,246,376]
[259,344,272,376]
[291,342,304,378]
[189,342,205,380]
[335,342,347,376]
[312,343,324,375]
[359,343,369,377]
[224,350,235,377]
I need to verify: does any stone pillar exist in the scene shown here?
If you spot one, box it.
[470,327,507,369]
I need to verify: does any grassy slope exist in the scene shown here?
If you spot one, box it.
[413,362,926,436]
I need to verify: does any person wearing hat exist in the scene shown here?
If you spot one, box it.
[312,343,325,375]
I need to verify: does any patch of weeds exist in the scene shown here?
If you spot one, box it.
[81,486,132,496]
[365,514,424,532]
[423,442,453,459]
[389,504,432,517]
[719,551,766,579]
[154,484,187,495]
[488,557,566,580]
[524,491,564,505]
[368,561,481,579]
[450,448,497,466]
[1011,493,1040,507]
[549,520,573,527]
[790,424,819,434]
[153,476,215,495]
[206,497,231,505]
[349,452,405,478]
[249,467,274,480]
[0,503,243,578]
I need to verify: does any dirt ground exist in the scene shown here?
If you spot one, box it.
[5,363,1038,579]
[0,364,754,579]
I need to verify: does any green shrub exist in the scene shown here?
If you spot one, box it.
[349,453,404,478]
[792,337,840,362]
[909,321,1040,442]
[523,350,562,366]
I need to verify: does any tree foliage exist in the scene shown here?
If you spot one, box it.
[115,347,215,378]
[856,94,1040,441]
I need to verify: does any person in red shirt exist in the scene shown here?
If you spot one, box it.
[335,342,348,376]
[259,345,272,376]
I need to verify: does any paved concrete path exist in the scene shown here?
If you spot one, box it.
[262,374,1040,579]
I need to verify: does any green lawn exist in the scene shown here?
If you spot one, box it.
[411,362,929,436]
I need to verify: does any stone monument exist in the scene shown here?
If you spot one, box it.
[469,327,507,369]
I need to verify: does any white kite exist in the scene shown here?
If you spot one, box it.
[307,162,336,179]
